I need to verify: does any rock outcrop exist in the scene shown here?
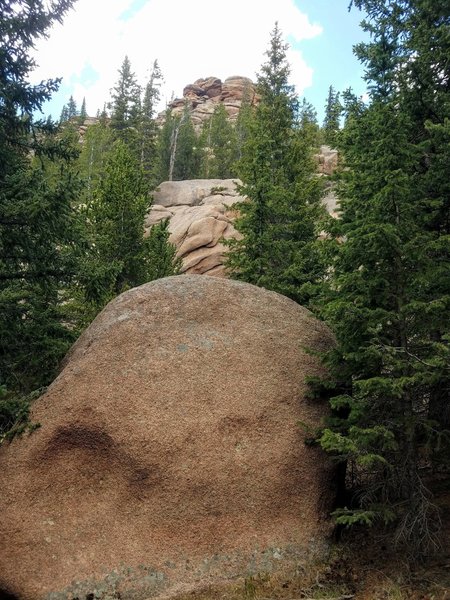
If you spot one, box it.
[0,276,335,600]
[316,145,339,219]
[316,145,339,177]
[146,154,340,277]
[162,76,259,131]
[146,179,244,277]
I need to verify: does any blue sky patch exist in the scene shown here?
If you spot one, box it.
[119,0,148,21]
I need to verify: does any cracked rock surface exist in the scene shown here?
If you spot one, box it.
[146,179,244,277]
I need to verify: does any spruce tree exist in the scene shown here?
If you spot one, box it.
[77,116,114,203]
[89,140,149,297]
[0,0,79,396]
[139,60,163,186]
[144,219,181,281]
[234,84,255,162]
[155,108,178,183]
[156,102,202,183]
[87,140,180,308]
[66,95,78,120]
[171,102,202,181]
[110,56,141,151]
[226,23,325,304]
[317,0,450,556]
[323,85,341,146]
[79,97,87,122]
[59,104,69,123]
[200,103,237,179]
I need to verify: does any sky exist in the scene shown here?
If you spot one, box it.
[31,0,369,123]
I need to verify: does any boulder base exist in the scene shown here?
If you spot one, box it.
[0,276,335,599]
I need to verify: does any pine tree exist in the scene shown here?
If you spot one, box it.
[171,102,202,181]
[323,85,341,146]
[79,97,87,122]
[226,23,325,304]
[110,56,141,151]
[78,117,114,203]
[59,104,69,123]
[234,83,255,162]
[156,102,202,182]
[0,0,79,397]
[60,95,80,124]
[316,0,450,556]
[144,219,181,281]
[66,95,78,120]
[139,60,163,186]
[155,108,177,183]
[200,103,237,179]
[299,98,321,148]
[89,140,148,296]
[87,140,180,307]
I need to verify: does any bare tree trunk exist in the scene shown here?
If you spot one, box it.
[168,122,179,182]
[169,108,189,181]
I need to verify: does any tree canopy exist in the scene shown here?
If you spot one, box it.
[315,0,450,557]
[0,0,80,394]
[226,23,325,305]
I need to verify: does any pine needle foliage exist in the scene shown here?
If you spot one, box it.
[226,23,325,305]
[315,0,450,558]
[0,0,80,393]
[85,140,180,310]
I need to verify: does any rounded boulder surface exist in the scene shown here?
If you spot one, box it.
[0,276,335,600]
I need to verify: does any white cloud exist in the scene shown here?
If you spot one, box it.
[32,0,322,116]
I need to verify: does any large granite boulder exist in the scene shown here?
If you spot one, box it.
[0,276,335,600]
[146,179,244,277]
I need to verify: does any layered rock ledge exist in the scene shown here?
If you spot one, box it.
[145,179,244,277]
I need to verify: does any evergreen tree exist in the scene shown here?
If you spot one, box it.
[59,104,69,123]
[226,23,325,304]
[234,83,255,162]
[77,116,114,203]
[316,0,450,556]
[144,219,181,281]
[171,102,202,181]
[300,97,318,126]
[79,97,87,122]
[155,102,202,183]
[200,103,237,179]
[66,95,78,119]
[323,85,341,146]
[299,98,321,148]
[60,95,79,124]
[89,140,148,297]
[0,0,79,400]
[139,60,163,186]
[87,140,180,308]
[109,55,141,151]
[155,107,177,183]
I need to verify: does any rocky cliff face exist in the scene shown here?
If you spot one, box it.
[160,75,259,130]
